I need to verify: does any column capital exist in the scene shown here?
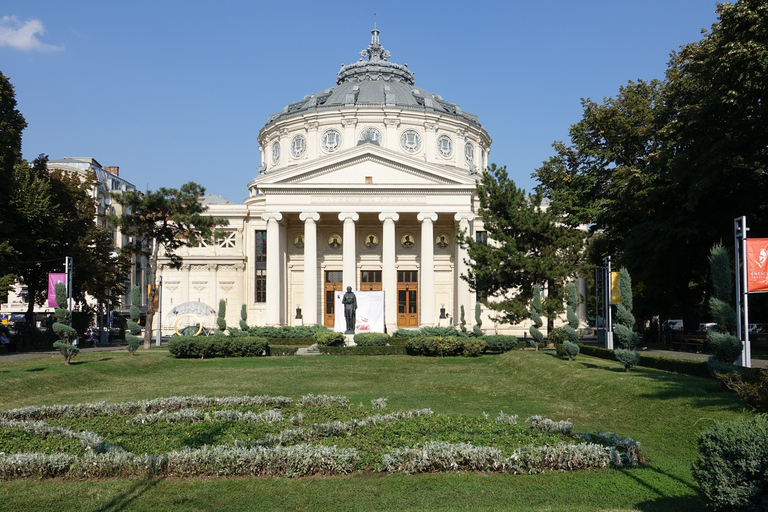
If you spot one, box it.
[338,212,359,222]
[378,212,400,222]
[417,212,438,223]
[299,212,320,222]
[454,212,475,223]
[261,211,283,222]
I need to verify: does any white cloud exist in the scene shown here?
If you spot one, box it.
[0,16,63,52]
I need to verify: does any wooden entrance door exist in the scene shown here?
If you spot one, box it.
[324,270,343,327]
[397,270,418,327]
[360,270,382,291]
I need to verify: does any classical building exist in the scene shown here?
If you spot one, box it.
[157,27,495,334]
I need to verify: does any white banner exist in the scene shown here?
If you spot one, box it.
[334,291,385,334]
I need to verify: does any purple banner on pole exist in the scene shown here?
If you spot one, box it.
[48,273,67,307]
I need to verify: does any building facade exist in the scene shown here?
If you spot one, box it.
[157,27,495,334]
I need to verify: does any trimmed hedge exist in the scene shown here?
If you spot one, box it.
[578,344,710,378]
[245,325,330,339]
[267,346,300,356]
[406,336,486,357]
[314,331,346,347]
[317,345,407,356]
[168,336,269,358]
[264,338,315,346]
[482,335,522,353]
[353,333,390,346]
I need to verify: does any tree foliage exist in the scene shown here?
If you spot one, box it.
[707,244,742,366]
[112,183,227,348]
[461,164,583,324]
[533,0,768,323]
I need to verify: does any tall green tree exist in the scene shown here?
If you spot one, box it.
[461,164,583,325]
[534,0,768,324]
[112,183,227,348]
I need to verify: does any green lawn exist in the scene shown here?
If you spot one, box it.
[0,349,752,511]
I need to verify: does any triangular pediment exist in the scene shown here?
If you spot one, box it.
[253,144,477,190]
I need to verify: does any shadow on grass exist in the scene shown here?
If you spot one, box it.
[621,465,702,511]
[70,360,92,366]
[185,423,228,448]
[98,358,114,362]
[25,367,45,372]
[90,478,164,512]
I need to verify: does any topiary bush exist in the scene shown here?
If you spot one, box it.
[239,304,248,331]
[167,336,268,358]
[125,285,142,355]
[529,284,544,350]
[563,340,580,361]
[405,336,486,357]
[613,268,640,371]
[314,331,345,347]
[353,333,390,346]
[692,414,768,512]
[217,300,227,332]
[51,282,79,365]
[706,244,743,374]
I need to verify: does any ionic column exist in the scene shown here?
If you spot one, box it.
[300,212,320,325]
[339,212,359,291]
[454,212,476,319]
[418,212,437,326]
[379,212,399,333]
[261,211,283,326]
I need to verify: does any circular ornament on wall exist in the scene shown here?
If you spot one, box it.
[293,235,304,248]
[400,233,415,248]
[464,142,474,165]
[364,233,379,249]
[400,130,422,153]
[271,141,281,164]
[437,135,453,158]
[328,233,342,248]
[435,234,450,249]
[291,135,306,158]
[358,127,382,146]
[321,129,342,153]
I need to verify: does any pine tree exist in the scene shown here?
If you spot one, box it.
[529,284,544,350]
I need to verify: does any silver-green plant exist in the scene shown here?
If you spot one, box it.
[125,285,142,355]
[562,282,581,360]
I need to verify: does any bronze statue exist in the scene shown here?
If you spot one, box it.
[342,286,357,334]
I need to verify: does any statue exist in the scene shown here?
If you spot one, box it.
[342,286,357,334]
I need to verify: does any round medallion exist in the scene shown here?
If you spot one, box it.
[400,130,422,153]
[271,141,280,164]
[437,135,453,158]
[364,233,379,249]
[464,142,474,165]
[321,130,342,153]
[435,234,450,249]
[358,127,382,146]
[293,235,304,248]
[328,234,342,248]
[400,233,415,248]
[291,135,306,158]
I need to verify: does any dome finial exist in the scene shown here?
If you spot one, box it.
[360,18,390,62]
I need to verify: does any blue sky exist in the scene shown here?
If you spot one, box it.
[2,1,719,203]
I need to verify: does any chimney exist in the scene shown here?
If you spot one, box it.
[104,166,119,176]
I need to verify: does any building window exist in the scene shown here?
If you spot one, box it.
[255,230,266,302]
[476,231,487,245]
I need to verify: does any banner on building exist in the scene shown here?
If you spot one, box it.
[334,291,385,334]
[610,272,622,304]
[48,273,67,307]
[746,238,768,292]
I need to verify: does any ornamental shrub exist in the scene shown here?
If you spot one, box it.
[529,284,544,350]
[125,285,142,355]
[353,332,390,346]
[217,300,227,332]
[716,368,768,413]
[473,302,484,337]
[314,331,345,347]
[614,268,640,371]
[692,414,768,512]
[51,282,79,365]
[167,336,268,358]
[706,244,743,373]
[562,282,581,345]
[482,335,520,353]
[239,304,248,331]
[405,336,485,357]
[563,340,580,360]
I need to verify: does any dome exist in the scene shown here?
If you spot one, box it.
[265,27,481,127]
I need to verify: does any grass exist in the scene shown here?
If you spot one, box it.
[0,348,752,511]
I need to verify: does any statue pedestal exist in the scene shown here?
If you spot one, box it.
[344,334,356,346]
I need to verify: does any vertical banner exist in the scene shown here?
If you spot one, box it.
[48,273,67,307]
[746,238,768,292]
[610,271,622,304]
[334,291,385,334]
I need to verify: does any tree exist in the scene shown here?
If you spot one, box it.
[534,0,768,324]
[0,70,27,271]
[614,268,640,371]
[706,244,742,369]
[112,183,227,349]
[461,164,583,325]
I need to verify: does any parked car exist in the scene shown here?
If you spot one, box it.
[662,319,684,331]
[698,323,717,333]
